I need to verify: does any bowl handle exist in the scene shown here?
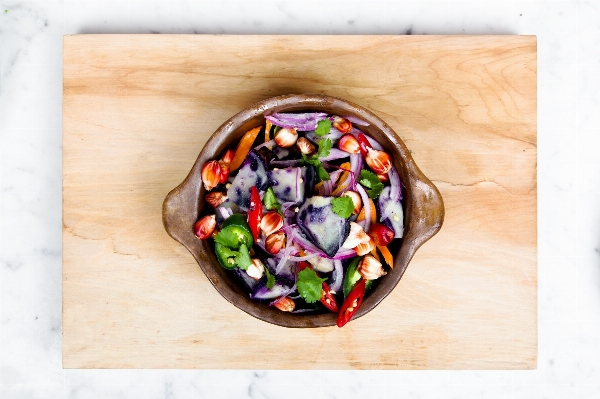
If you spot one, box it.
[397,169,445,267]
[162,163,203,246]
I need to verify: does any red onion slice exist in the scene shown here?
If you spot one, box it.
[275,229,296,274]
[288,252,318,262]
[344,115,369,126]
[254,139,275,151]
[269,282,297,307]
[329,260,343,292]
[320,148,350,162]
[266,112,328,131]
[283,226,359,260]
[388,165,402,202]
[349,154,362,191]
[349,128,384,151]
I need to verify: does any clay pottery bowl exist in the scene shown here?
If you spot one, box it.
[163,93,444,328]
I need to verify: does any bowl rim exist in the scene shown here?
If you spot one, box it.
[163,93,444,328]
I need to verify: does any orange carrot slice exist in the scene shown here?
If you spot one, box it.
[368,198,376,226]
[357,198,376,225]
[265,120,272,143]
[370,246,380,262]
[229,126,262,172]
[377,245,394,269]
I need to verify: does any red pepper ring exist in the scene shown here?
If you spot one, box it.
[356,133,371,158]
[320,282,338,312]
[297,262,339,312]
[247,186,263,243]
[336,278,366,328]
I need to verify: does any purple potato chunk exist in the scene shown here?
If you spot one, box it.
[268,166,314,204]
[295,196,351,257]
[227,150,268,211]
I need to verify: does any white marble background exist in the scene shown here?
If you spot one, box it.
[0,0,598,398]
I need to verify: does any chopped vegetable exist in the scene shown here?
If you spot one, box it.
[297,261,338,312]
[229,126,262,172]
[264,266,276,289]
[331,196,354,218]
[265,112,328,131]
[377,245,394,269]
[315,119,332,137]
[359,169,384,199]
[263,187,282,213]
[337,278,366,327]
[265,120,272,143]
[297,268,327,304]
[198,110,405,326]
[247,186,262,242]
[356,133,371,158]
[234,244,252,270]
[300,138,332,182]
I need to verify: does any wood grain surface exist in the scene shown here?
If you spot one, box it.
[63,35,537,369]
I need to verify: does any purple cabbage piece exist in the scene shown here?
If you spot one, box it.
[265,112,329,131]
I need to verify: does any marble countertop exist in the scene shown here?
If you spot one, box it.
[1,1,598,398]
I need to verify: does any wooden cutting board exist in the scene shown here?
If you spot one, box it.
[63,35,537,369]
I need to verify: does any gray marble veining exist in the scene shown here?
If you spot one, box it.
[1,1,599,398]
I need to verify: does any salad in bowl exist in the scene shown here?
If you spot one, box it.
[194,111,404,327]
[163,94,444,328]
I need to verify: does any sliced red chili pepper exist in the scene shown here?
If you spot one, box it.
[247,186,262,243]
[297,261,338,312]
[320,282,338,312]
[356,133,371,158]
[297,261,311,272]
[336,278,366,328]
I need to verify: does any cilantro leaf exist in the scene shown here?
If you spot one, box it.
[331,196,354,218]
[264,267,275,289]
[359,169,384,199]
[300,141,332,183]
[315,119,331,137]
[214,227,242,248]
[315,164,329,182]
[316,138,332,159]
[234,244,252,270]
[263,187,282,214]
[297,268,326,304]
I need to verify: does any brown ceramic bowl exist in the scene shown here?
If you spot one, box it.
[163,94,444,328]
